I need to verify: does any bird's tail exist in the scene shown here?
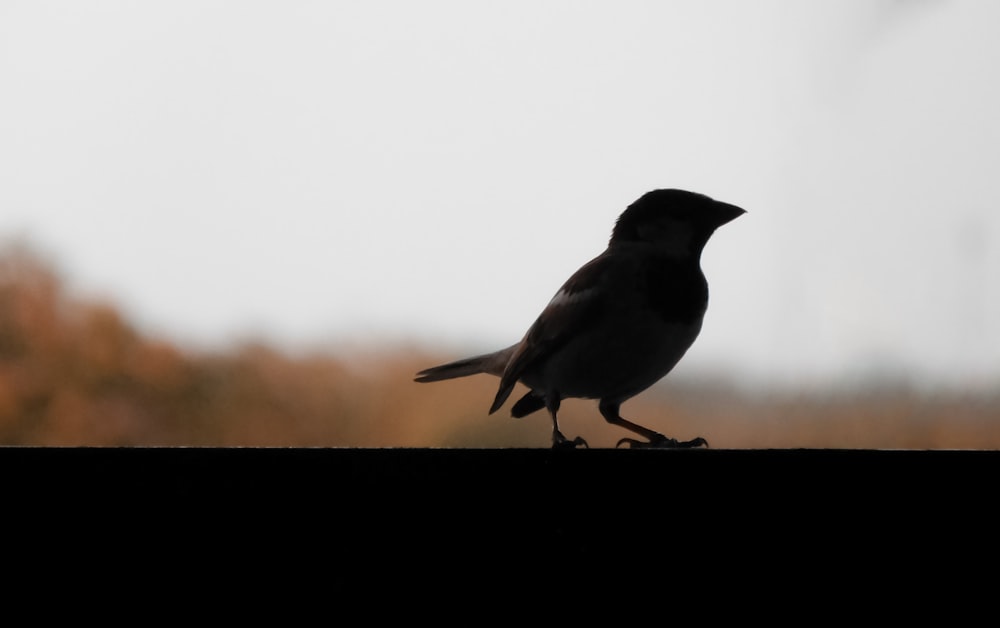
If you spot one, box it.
[414,345,516,383]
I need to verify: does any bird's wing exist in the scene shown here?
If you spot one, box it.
[488,250,632,414]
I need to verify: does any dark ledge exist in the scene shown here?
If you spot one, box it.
[3,446,990,602]
[5,447,995,504]
[5,448,995,561]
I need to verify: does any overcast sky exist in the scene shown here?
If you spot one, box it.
[2,1,998,390]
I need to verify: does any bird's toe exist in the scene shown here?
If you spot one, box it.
[616,435,708,449]
[552,432,589,450]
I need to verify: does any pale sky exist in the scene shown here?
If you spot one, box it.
[2,1,998,390]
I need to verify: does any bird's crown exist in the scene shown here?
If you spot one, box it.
[610,189,745,247]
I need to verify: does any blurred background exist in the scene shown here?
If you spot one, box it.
[1,1,998,447]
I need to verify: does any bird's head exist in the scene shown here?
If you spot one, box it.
[610,189,746,257]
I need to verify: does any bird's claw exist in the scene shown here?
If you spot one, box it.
[552,432,589,449]
[616,435,709,449]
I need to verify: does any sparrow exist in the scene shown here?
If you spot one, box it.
[415,189,745,449]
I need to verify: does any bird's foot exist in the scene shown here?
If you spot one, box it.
[552,430,588,450]
[616,435,709,449]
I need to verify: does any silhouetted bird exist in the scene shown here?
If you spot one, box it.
[415,189,745,448]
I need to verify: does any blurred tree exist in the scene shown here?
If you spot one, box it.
[0,241,998,448]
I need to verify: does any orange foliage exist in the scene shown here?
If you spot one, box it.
[1,242,998,448]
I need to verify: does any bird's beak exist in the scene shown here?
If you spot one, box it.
[714,201,746,226]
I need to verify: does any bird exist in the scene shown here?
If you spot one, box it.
[415,189,745,449]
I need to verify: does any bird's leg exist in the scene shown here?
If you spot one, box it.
[546,395,587,449]
[598,400,708,449]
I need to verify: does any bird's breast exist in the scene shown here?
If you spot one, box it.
[644,260,709,326]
